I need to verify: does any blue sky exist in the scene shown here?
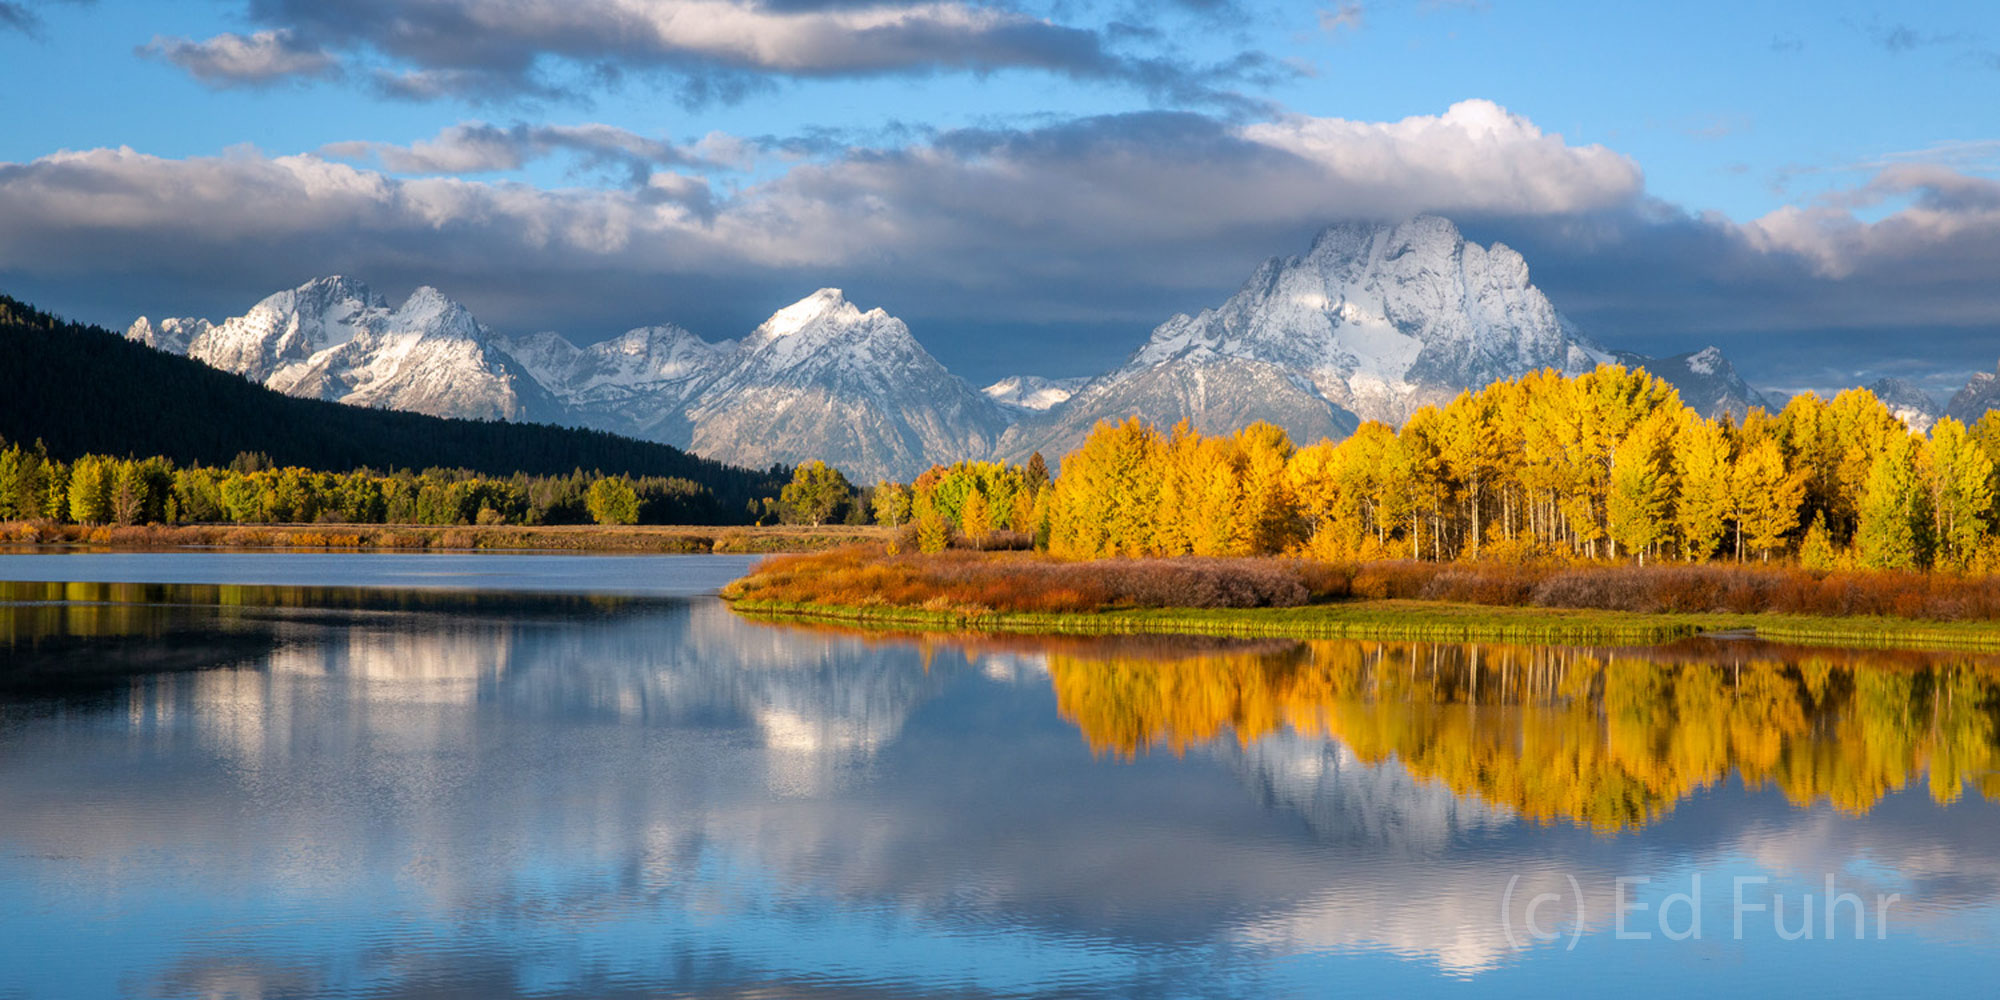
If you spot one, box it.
[3,0,1998,395]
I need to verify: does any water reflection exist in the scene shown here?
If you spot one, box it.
[1,573,1996,997]
[1041,637,2000,830]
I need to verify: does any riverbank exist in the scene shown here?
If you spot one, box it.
[0,520,885,554]
[722,548,2000,650]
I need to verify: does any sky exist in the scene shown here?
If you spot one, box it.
[2,0,1998,399]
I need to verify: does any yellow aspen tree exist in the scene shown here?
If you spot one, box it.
[1670,413,1733,561]
[1233,422,1296,554]
[1436,390,1502,558]
[1734,438,1806,561]
[961,487,993,542]
[1606,408,1676,563]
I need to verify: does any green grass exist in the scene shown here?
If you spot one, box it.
[728,597,2000,651]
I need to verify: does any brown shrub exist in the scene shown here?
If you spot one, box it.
[732,548,1316,612]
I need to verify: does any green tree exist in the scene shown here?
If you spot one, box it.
[1857,434,1928,570]
[871,481,913,528]
[109,460,146,526]
[1926,417,1994,568]
[42,462,69,522]
[778,461,852,526]
[585,476,641,526]
[67,456,112,525]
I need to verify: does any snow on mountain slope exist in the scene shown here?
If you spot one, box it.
[681,289,1006,481]
[1613,346,1772,420]
[983,375,1089,412]
[497,324,729,440]
[1000,216,1598,460]
[125,316,212,355]
[127,277,555,422]
[1946,364,2000,426]
[1867,377,1941,433]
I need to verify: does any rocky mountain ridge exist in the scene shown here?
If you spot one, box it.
[127,216,1898,481]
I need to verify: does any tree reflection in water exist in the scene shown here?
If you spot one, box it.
[1021,636,2000,831]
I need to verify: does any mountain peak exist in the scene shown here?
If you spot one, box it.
[756,288,859,340]
[1870,376,1942,432]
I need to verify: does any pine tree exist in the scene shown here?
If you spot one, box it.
[1024,451,1050,487]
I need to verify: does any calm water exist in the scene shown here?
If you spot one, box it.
[0,554,1996,998]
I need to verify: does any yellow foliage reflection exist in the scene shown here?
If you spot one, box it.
[1047,639,2000,831]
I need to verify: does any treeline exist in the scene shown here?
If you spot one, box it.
[0,443,724,527]
[0,294,783,514]
[1043,366,2000,569]
[864,365,2000,571]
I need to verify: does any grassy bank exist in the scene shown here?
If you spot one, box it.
[732,598,2000,651]
[0,520,885,555]
[723,548,2000,650]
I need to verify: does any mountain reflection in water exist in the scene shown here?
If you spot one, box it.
[0,571,1995,998]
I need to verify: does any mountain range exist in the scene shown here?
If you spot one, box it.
[122,216,1979,481]
[3,293,779,512]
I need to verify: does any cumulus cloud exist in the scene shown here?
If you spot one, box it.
[140,29,341,87]
[166,0,1285,107]
[4,101,1999,384]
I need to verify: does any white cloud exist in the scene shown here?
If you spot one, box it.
[141,30,341,88]
[5,101,2000,360]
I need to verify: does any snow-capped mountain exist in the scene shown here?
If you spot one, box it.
[127,277,555,422]
[125,315,211,355]
[983,375,1088,413]
[498,324,729,441]
[1613,346,1772,420]
[131,217,1916,484]
[1868,378,1942,433]
[679,289,1006,482]
[1946,364,2000,426]
[999,216,1605,460]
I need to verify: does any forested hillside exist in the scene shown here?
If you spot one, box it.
[0,294,783,515]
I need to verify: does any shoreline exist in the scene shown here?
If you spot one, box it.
[726,597,2000,653]
[0,520,885,555]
